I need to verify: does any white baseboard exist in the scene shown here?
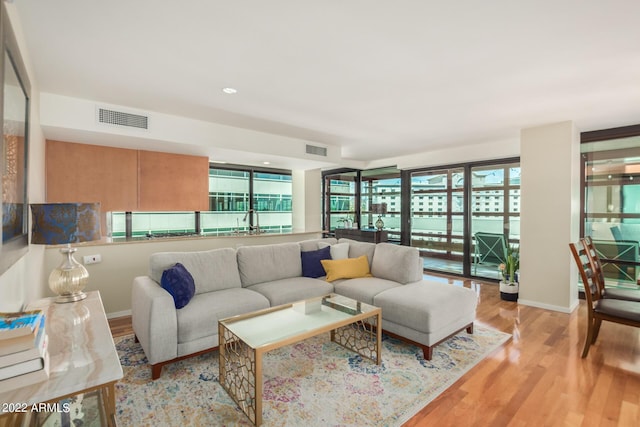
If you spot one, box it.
[517,298,579,314]
[107,309,132,319]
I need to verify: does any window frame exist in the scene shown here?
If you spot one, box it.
[322,158,520,279]
[580,124,640,285]
[111,163,292,238]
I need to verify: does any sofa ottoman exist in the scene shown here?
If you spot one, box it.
[373,280,478,359]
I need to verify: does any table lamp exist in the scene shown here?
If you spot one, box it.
[30,203,101,303]
[373,203,387,230]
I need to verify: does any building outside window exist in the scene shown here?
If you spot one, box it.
[202,168,250,234]
[203,167,292,234]
[469,164,520,280]
[409,162,520,279]
[251,171,292,233]
[410,167,465,273]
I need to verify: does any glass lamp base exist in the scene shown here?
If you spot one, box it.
[55,291,87,304]
[375,216,384,231]
[49,246,89,304]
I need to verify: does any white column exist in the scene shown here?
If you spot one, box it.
[519,121,581,312]
[292,169,322,233]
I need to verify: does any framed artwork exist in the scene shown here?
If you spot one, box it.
[0,2,30,275]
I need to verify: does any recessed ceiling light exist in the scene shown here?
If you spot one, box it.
[222,87,237,94]
[263,161,271,165]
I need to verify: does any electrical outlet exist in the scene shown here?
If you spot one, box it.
[83,254,102,265]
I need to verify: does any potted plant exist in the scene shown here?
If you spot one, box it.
[498,245,519,301]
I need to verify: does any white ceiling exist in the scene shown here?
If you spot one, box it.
[12,0,640,167]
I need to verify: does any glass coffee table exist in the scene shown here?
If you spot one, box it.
[218,294,382,426]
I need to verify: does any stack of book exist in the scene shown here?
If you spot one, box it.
[0,310,49,393]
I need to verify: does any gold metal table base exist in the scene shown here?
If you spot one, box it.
[219,309,381,426]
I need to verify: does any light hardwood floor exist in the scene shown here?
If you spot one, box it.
[108,275,640,426]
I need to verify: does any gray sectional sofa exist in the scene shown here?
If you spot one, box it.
[132,238,478,379]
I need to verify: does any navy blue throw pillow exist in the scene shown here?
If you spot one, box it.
[161,263,196,309]
[301,246,332,278]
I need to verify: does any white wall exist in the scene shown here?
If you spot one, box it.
[518,121,580,312]
[292,169,322,232]
[367,136,520,170]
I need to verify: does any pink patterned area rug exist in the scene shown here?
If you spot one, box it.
[115,325,510,426]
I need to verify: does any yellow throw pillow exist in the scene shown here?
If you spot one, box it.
[320,255,372,282]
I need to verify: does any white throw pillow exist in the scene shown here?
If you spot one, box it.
[318,241,349,260]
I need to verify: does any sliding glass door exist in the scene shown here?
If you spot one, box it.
[409,161,520,279]
[322,159,520,280]
[470,164,520,280]
[410,167,465,274]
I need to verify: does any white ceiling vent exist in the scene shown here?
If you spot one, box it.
[306,144,327,157]
[97,107,149,130]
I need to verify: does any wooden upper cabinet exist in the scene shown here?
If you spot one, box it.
[137,150,209,211]
[46,140,210,212]
[46,140,138,212]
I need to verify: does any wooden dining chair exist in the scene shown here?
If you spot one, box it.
[569,242,640,357]
[582,236,640,302]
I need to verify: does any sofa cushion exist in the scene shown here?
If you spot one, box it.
[246,277,333,306]
[373,281,478,335]
[237,242,302,287]
[332,277,401,305]
[150,248,242,294]
[338,239,376,266]
[371,243,422,284]
[301,246,332,278]
[176,288,270,344]
[318,241,350,259]
[321,255,372,282]
[299,237,337,252]
[161,263,196,309]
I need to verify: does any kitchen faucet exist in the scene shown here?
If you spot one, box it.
[242,209,261,234]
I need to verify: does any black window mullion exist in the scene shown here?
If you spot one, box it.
[462,164,471,277]
[401,169,411,246]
